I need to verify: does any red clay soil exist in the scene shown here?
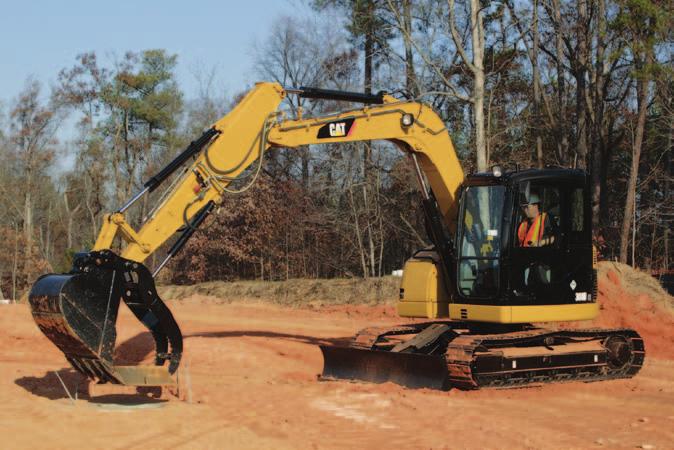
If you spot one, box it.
[1,270,674,449]
[592,270,674,359]
[557,263,674,360]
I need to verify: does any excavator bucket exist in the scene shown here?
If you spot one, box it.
[29,250,182,386]
[319,345,449,390]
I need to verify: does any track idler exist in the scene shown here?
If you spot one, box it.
[29,250,182,386]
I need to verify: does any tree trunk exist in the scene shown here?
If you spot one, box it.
[470,0,487,171]
[23,188,33,274]
[12,223,19,301]
[402,0,418,97]
[301,146,310,188]
[663,99,672,270]
[574,0,589,169]
[43,202,52,262]
[64,192,81,250]
[364,2,373,96]
[620,66,649,263]
[363,182,376,277]
[532,0,543,168]
[363,0,376,276]
[550,0,569,165]
[349,185,369,278]
[590,0,607,230]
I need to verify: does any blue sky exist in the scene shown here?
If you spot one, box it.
[0,0,307,105]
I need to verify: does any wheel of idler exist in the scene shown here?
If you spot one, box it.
[604,335,633,371]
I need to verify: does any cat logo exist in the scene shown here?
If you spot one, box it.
[329,122,347,137]
[317,118,355,139]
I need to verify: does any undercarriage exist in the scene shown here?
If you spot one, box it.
[320,322,644,390]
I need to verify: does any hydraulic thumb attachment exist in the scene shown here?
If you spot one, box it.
[29,250,182,386]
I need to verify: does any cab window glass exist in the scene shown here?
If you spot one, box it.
[515,184,560,248]
[460,186,504,258]
[457,185,504,298]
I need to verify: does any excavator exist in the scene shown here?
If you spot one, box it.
[28,82,644,389]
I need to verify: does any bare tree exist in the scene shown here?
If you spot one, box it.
[9,80,58,270]
[62,189,82,250]
[618,0,668,264]
[544,0,571,165]
[253,15,339,185]
[450,0,487,171]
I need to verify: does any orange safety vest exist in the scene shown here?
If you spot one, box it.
[518,213,547,247]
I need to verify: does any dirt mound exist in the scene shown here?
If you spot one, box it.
[158,276,400,306]
[597,261,673,310]
[584,261,674,359]
[308,303,398,319]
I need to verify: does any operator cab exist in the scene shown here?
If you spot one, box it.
[456,168,595,307]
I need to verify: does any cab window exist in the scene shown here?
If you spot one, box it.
[515,184,560,248]
[457,185,504,298]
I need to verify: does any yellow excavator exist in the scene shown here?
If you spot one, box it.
[28,82,644,389]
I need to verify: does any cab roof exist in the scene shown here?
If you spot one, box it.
[464,167,587,187]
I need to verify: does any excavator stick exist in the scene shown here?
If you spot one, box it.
[320,346,449,390]
[29,250,182,386]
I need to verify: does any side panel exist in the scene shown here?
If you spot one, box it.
[397,259,449,318]
[449,302,599,323]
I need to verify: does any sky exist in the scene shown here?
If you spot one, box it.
[0,0,306,108]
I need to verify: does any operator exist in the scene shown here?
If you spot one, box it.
[517,193,556,247]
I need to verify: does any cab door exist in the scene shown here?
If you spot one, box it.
[509,181,569,305]
[563,183,595,304]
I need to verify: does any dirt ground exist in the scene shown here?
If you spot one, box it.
[2,263,674,450]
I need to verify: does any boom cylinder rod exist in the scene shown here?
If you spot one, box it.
[117,186,150,214]
[410,153,430,201]
[117,127,220,214]
[151,200,216,278]
[144,127,220,193]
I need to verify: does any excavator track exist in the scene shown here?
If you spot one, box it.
[321,323,644,390]
[445,328,644,389]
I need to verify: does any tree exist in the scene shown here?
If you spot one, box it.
[253,15,342,185]
[448,0,488,171]
[56,50,183,228]
[7,80,59,275]
[616,0,671,264]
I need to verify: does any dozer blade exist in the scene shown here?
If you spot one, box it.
[29,250,182,386]
[320,345,449,390]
